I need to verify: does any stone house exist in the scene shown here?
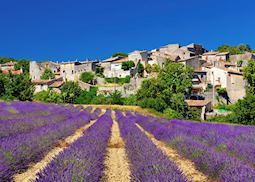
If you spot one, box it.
[178,56,205,70]
[128,50,149,67]
[226,70,246,103]
[0,61,23,75]
[60,61,97,81]
[32,77,63,93]
[202,52,230,62]
[0,61,16,71]
[99,56,131,78]
[30,61,60,80]
[204,66,246,103]
[158,43,207,60]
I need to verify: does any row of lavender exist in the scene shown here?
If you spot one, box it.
[0,102,101,181]
[134,112,255,181]
[116,110,188,181]
[35,109,113,181]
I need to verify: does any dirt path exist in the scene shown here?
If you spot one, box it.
[103,113,130,182]
[13,119,98,182]
[136,124,209,182]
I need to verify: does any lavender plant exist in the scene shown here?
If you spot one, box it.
[35,109,113,181]
[115,110,188,182]
[135,113,255,181]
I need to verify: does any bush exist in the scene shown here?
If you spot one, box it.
[75,87,97,104]
[80,72,94,84]
[138,98,167,112]
[108,91,123,105]
[96,67,104,77]
[122,61,135,71]
[163,108,182,120]
[105,76,131,84]
[112,52,128,58]
[137,63,144,77]
[145,64,152,73]
[34,90,63,103]
[123,95,137,105]
[40,69,55,80]
[232,94,255,125]
[61,81,81,103]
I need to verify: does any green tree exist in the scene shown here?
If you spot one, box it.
[232,94,255,125]
[34,89,63,103]
[145,64,152,73]
[112,52,128,58]
[0,72,34,101]
[137,63,144,77]
[40,68,55,80]
[243,60,255,94]
[109,90,123,105]
[216,44,252,55]
[136,63,193,116]
[61,81,81,103]
[121,61,135,71]
[80,71,94,84]
[75,87,97,104]
[14,60,30,73]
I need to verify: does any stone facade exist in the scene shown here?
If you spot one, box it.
[60,61,96,81]
[128,51,148,66]
[226,71,246,103]
[30,61,60,80]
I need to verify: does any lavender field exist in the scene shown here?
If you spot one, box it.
[0,102,255,182]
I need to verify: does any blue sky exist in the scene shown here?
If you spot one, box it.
[0,0,254,61]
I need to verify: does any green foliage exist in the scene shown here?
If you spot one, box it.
[80,71,94,84]
[95,67,104,77]
[137,63,144,77]
[61,81,81,103]
[0,57,16,64]
[237,60,243,67]
[112,52,128,58]
[163,108,182,120]
[145,64,160,73]
[243,60,255,94]
[152,64,160,72]
[14,60,30,73]
[0,73,34,101]
[145,64,152,73]
[108,91,123,105]
[40,68,55,80]
[105,76,131,84]
[122,95,137,105]
[75,87,97,104]
[136,63,194,119]
[216,87,227,96]
[34,90,63,103]
[121,61,135,71]
[252,50,255,53]
[216,44,252,55]
[232,94,255,125]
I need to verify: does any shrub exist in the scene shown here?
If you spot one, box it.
[122,61,135,71]
[163,108,182,120]
[105,76,131,84]
[80,72,94,84]
[40,69,55,80]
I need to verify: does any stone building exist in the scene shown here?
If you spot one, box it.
[128,50,149,66]
[32,77,63,93]
[202,52,230,62]
[60,61,97,81]
[99,56,131,78]
[30,61,60,80]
